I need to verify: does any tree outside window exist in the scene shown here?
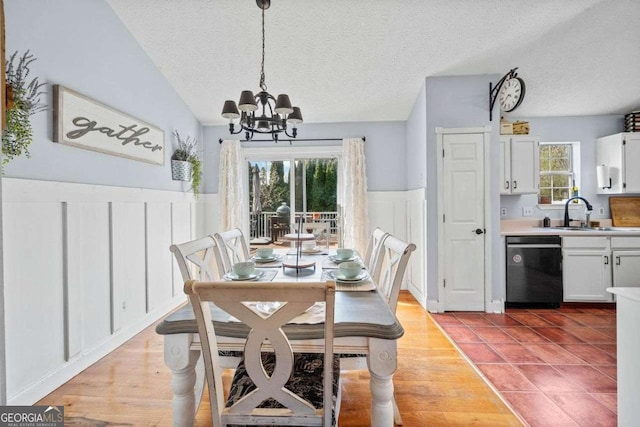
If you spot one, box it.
[539,143,579,204]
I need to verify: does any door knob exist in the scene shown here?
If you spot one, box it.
[473,228,484,235]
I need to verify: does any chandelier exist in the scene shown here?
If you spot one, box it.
[221,0,303,142]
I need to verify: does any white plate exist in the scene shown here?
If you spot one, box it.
[327,270,370,282]
[224,270,265,281]
[252,254,281,263]
[329,254,356,263]
[301,247,323,254]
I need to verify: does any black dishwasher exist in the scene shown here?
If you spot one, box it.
[506,235,562,307]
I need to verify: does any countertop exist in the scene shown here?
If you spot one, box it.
[607,287,640,303]
[501,219,640,236]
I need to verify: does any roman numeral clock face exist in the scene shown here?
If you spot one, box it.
[498,77,526,112]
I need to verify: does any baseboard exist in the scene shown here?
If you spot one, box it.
[486,299,505,313]
[427,299,443,313]
[8,296,186,405]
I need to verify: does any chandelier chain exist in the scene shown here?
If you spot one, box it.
[259,6,267,92]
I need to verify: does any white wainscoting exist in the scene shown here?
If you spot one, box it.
[2,178,195,404]
[368,190,426,309]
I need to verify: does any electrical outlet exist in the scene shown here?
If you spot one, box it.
[501,207,507,217]
[598,206,605,216]
[522,206,533,217]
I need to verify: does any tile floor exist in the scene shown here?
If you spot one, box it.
[431,307,617,427]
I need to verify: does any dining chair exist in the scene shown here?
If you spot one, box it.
[364,227,390,277]
[185,280,341,426]
[342,233,415,425]
[213,228,251,274]
[169,236,225,284]
[169,236,230,415]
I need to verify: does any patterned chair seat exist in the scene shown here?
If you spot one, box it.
[227,352,340,426]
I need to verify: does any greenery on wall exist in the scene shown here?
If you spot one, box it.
[3,51,47,165]
[172,130,202,197]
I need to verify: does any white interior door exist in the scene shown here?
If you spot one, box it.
[441,131,486,311]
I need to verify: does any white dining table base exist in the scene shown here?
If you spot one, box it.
[163,332,398,427]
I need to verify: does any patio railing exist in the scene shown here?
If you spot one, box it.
[250,211,339,241]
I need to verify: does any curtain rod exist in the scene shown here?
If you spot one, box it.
[218,137,366,144]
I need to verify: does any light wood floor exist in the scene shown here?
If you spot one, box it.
[38,292,522,426]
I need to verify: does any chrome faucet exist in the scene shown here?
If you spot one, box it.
[564,197,593,227]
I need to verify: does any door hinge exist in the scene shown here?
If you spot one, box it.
[443,214,445,223]
[442,148,445,157]
[443,279,446,288]
[623,182,627,189]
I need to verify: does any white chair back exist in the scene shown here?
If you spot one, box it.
[169,236,224,282]
[213,228,251,273]
[375,234,416,313]
[364,227,390,277]
[185,280,338,426]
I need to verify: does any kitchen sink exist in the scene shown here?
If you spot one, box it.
[547,226,638,232]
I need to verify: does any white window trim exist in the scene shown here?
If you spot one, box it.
[538,141,581,209]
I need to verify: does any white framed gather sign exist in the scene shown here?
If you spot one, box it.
[53,85,165,165]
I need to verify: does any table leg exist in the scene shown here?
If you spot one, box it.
[164,333,202,427]
[367,338,397,427]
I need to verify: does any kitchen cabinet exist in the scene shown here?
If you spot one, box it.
[611,237,640,288]
[596,132,640,194]
[562,236,640,302]
[500,135,540,195]
[562,237,612,302]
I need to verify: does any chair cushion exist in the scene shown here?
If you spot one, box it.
[226,352,340,425]
[339,353,366,358]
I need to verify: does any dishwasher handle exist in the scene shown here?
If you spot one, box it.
[507,243,562,249]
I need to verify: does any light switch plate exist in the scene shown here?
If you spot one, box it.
[522,206,533,217]
[598,207,605,216]
[501,208,507,217]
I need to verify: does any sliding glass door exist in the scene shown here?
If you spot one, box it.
[245,146,342,247]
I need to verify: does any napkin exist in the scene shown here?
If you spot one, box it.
[229,302,325,324]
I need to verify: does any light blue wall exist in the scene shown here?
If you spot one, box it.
[424,75,502,302]
[203,121,407,194]
[406,82,427,190]
[4,0,201,191]
[500,115,623,220]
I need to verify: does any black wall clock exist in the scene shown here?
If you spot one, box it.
[489,68,525,121]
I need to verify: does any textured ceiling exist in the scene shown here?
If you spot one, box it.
[106,0,640,126]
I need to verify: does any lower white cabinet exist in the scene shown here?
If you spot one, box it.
[563,236,640,302]
[563,237,612,302]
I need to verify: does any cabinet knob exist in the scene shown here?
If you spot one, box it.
[473,228,485,235]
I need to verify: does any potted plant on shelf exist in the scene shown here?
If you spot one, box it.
[3,50,47,166]
[171,130,202,197]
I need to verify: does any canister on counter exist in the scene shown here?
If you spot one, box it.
[543,216,551,227]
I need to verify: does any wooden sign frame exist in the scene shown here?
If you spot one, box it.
[53,85,165,165]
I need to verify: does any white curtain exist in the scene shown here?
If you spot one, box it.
[218,140,249,237]
[341,138,369,254]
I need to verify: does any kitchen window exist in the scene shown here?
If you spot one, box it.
[539,141,581,205]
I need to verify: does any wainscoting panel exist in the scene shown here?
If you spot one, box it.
[2,178,194,404]
[406,189,427,309]
[145,202,173,312]
[171,202,192,296]
[111,202,147,332]
[368,190,427,309]
[66,202,111,359]
[3,201,65,400]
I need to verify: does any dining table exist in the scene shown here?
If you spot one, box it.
[156,248,405,427]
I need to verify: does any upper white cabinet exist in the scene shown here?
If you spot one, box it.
[596,132,640,194]
[500,135,540,195]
